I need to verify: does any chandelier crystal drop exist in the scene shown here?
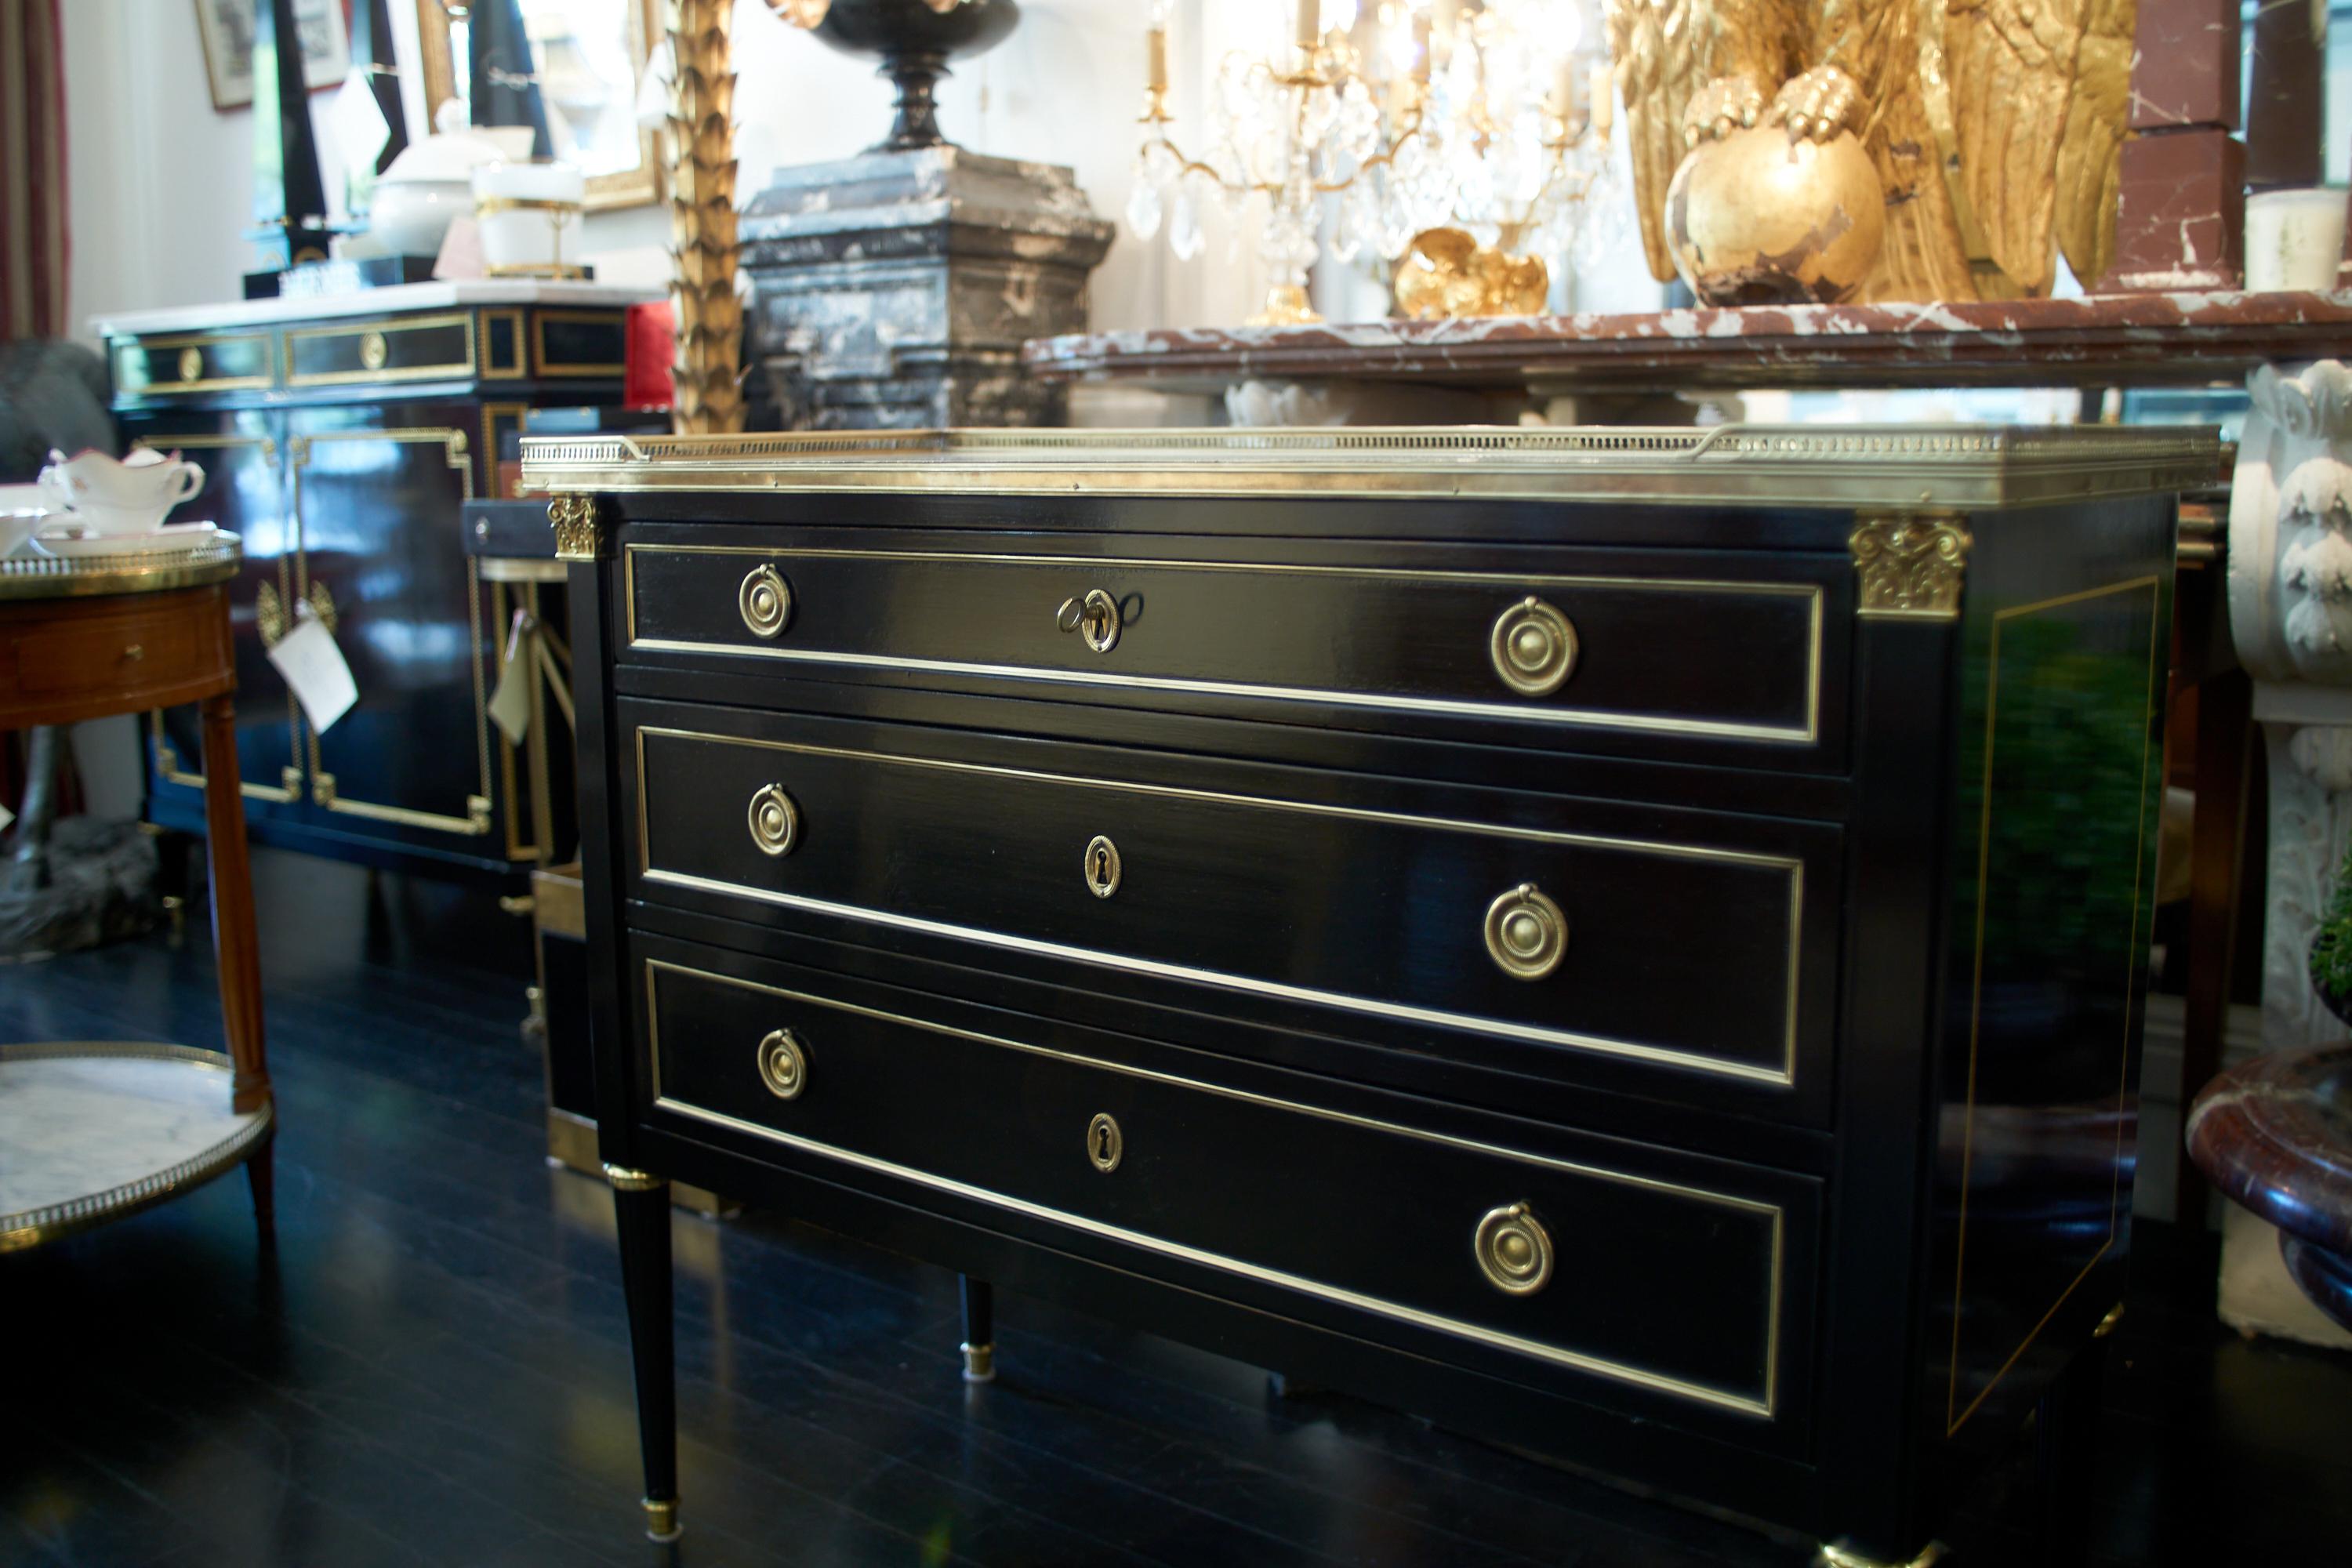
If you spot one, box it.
[1131,1,1625,323]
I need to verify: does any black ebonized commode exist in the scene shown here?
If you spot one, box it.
[530,426,2212,1564]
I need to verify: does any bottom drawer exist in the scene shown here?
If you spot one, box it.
[637,942,1814,1429]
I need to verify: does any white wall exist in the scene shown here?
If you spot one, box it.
[63,0,1363,338]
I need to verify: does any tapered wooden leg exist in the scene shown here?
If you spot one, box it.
[609,1164,680,1542]
[246,1135,276,1236]
[960,1275,995,1383]
[200,692,273,1243]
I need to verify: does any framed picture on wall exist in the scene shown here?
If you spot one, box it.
[195,0,353,113]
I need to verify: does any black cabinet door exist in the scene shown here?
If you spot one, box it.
[125,412,305,816]
[286,406,500,852]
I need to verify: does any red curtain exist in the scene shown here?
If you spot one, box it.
[0,0,67,343]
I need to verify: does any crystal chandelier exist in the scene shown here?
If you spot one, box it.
[1130,1,1623,325]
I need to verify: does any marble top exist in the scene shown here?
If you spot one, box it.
[0,1044,272,1251]
[1022,289,2352,394]
[89,280,662,338]
[2187,1044,2352,1258]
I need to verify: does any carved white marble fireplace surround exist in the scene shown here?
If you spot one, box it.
[2226,359,2352,1348]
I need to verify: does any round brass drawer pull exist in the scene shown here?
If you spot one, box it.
[359,330,390,372]
[757,1028,808,1100]
[747,782,800,857]
[1489,596,1577,698]
[1474,1203,1554,1295]
[1086,1112,1123,1173]
[1055,588,1122,653]
[1083,834,1122,899]
[739,564,793,639]
[1483,883,1566,982]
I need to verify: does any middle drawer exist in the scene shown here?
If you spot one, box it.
[620,702,1842,1116]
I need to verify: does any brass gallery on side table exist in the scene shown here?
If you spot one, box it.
[525,426,2212,1564]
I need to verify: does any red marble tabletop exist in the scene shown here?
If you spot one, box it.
[1024,289,2352,394]
[2187,1044,2352,1329]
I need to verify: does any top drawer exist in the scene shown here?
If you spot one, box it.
[620,536,1846,768]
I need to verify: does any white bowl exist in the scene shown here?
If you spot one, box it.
[371,178,476,258]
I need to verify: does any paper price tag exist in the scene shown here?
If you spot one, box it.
[329,68,391,180]
[488,608,536,746]
[267,615,358,734]
[0,799,13,833]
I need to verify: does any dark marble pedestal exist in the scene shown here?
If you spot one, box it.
[741,147,1111,430]
[2187,1044,2352,1330]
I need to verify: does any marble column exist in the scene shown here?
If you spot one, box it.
[2222,358,2352,1346]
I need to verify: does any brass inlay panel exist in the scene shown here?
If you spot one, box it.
[1945,576,2162,1436]
[292,430,490,836]
[284,313,478,387]
[634,726,1808,1087]
[644,957,1787,1417]
[130,432,301,800]
[532,308,630,379]
[115,331,275,394]
[481,308,529,379]
[624,544,1828,747]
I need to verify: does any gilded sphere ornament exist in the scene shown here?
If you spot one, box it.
[1664,125,1885,307]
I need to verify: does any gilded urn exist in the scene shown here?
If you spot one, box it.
[1665,124,1884,307]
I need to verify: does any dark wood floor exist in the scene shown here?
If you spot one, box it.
[4,847,2349,1568]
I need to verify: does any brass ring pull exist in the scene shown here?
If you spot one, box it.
[1086,1112,1123,1173]
[739,564,792,639]
[1490,596,1577,698]
[1055,589,1122,653]
[747,782,800,857]
[1483,883,1567,981]
[757,1028,808,1100]
[1473,1203,1554,1295]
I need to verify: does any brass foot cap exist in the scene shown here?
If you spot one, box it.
[960,1341,996,1384]
[1816,1542,1942,1568]
[642,1496,681,1543]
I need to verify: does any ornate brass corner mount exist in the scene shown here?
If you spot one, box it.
[466,793,494,834]
[548,494,610,561]
[604,1163,664,1192]
[1849,515,1973,620]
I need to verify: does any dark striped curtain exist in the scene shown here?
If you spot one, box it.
[0,0,67,343]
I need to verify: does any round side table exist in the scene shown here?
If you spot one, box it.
[0,535,274,1250]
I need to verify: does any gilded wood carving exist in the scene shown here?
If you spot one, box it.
[1605,0,2135,303]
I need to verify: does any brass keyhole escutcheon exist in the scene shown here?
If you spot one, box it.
[1083,834,1122,899]
[1489,596,1577,698]
[757,1029,808,1100]
[359,331,390,372]
[1483,884,1567,982]
[747,782,800,857]
[1055,589,1122,654]
[1087,1112,1123,1173]
[1473,1203,1554,1295]
[739,564,792,639]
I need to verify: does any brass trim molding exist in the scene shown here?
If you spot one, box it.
[292,430,489,837]
[0,1044,274,1254]
[1944,577,2163,1436]
[604,1163,664,1191]
[623,544,1828,747]
[284,312,479,387]
[550,494,610,560]
[635,725,1809,1086]
[114,330,276,394]
[644,958,1787,1417]
[481,307,529,379]
[1850,516,1974,619]
[532,308,631,379]
[521,424,2220,509]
